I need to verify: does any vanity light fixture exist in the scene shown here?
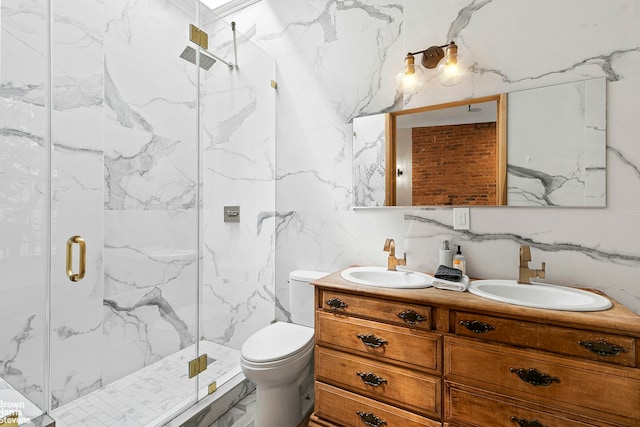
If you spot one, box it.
[397,41,465,93]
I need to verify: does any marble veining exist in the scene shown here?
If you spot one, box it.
[471,47,640,84]
[405,213,640,266]
[609,146,640,180]
[104,287,193,349]
[446,0,493,41]
[1,316,36,379]
[507,165,578,206]
[259,1,402,44]
[104,134,196,210]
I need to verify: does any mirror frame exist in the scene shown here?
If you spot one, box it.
[385,94,508,206]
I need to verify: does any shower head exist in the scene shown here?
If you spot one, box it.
[179,46,217,70]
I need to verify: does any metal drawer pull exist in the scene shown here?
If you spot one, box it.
[357,333,388,348]
[459,319,496,334]
[356,371,388,387]
[509,368,560,386]
[397,309,425,324]
[326,297,348,311]
[511,416,547,427]
[578,339,627,356]
[356,411,387,426]
[66,235,86,282]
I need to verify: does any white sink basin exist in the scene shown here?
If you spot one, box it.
[468,279,612,311]
[340,266,433,289]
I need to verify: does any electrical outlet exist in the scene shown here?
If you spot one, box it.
[453,208,470,230]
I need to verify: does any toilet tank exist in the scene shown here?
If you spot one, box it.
[289,270,329,327]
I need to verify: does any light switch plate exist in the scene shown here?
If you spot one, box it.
[453,208,470,230]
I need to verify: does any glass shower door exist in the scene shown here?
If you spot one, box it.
[49,0,201,424]
[0,0,49,423]
[196,1,277,399]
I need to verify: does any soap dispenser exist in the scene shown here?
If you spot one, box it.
[453,245,466,275]
[439,240,453,268]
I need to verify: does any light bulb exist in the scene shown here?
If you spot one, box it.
[437,44,465,86]
[397,53,424,94]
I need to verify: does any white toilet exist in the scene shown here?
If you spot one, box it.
[240,270,328,427]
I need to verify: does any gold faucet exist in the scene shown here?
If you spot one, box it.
[384,238,406,271]
[519,245,546,284]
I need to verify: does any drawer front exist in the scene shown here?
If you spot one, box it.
[454,312,636,367]
[316,310,441,371]
[444,336,640,423]
[315,382,441,427]
[309,414,339,427]
[445,383,615,427]
[316,346,441,418]
[321,290,432,330]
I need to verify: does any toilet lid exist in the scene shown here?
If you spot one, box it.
[241,322,314,363]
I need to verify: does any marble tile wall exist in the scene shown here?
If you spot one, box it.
[198,8,277,350]
[228,0,640,319]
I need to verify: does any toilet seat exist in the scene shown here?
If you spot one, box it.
[241,322,314,363]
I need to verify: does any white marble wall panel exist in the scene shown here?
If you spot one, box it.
[277,124,352,211]
[50,299,103,409]
[202,208,258,284]
[102,209,197,384]
[103,0,198,140]
[104,123,197,210]
[103,210,197,297]
[0,0,48,105]
[237,0,403,59]
[198,16,277,347]
[201,277,273,349]
[274,24,402,137]
[274,209,404,320]
[102,282,197,386]
[352,114,386,207]
[0,314,46,408]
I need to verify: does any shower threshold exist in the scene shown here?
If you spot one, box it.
[52,340,243,427]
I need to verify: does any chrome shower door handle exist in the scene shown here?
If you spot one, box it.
[66,235,86,282]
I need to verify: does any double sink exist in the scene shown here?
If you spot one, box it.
[340,266,612,312]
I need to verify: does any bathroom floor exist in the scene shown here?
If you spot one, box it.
[51,340,241,427]
[208,371,314,427]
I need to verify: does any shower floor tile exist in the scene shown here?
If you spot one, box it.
[52,340,240,427]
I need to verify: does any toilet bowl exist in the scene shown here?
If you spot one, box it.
[240,270,328,427]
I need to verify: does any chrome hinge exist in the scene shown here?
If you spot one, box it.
[188,354,208,378]
[189,24,209,50]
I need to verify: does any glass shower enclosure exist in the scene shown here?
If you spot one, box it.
[0,0,275,425]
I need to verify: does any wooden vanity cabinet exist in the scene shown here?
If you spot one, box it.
[310,272,640,427]
[313,289,441,426]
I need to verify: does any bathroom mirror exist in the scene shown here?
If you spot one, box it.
[352,78,607,207]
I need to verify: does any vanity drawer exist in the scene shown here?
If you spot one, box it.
[315,382,441,427]
[320,290,432,330]
[316,310,441,372]
[453,311,637,367]
[445,383,616,427]
[315,346,441,419]
[444,336,640,424]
